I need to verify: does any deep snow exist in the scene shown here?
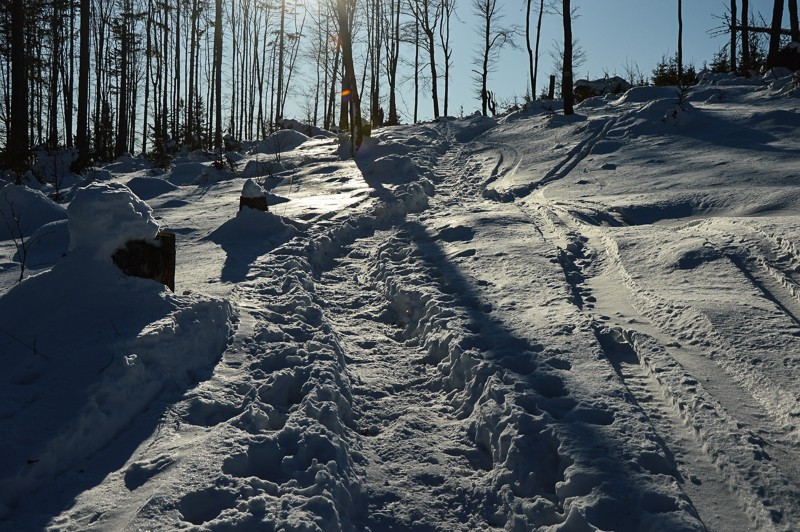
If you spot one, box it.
[1,70,799,531]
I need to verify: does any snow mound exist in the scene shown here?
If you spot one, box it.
[167,161,210,186]
[207,208,300,247]
[13,219,69,268]
[0,249,232,517]
[126,176,178,200]
[613,85,680,104]
[253,129,310,154]
[242,159,286,178]
[0,183,67,239]
[362,154,419,184]
[67,183,159,261]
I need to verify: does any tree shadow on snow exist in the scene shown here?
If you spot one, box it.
[204,208,302,282]
[359,220,696,530]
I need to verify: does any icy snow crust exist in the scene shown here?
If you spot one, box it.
[1,71,800,530]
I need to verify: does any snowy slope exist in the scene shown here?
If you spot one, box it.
[1,70,799,531]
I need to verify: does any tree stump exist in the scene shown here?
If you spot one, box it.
[239,196,268,212]
[111,230,176,291]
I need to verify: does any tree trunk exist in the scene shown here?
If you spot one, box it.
[562,0,573,115]
[9,0,28,173]
[731,0,737,72]
[48,5,61,148]
[480,2,490,116]
[214,0,223,154]
[335,0,362,148]
[413,16,419,123]
[789,0,799,41]
[526,0,534,99]
[767,0,784,69]
[677,0,683,85]
[386,0,400,125]
[534,0,545,99]
[276,0,286,125]
[76,0,90,166]
[741,0,750,72]
[142,2,152,154]
[115,9,129,157]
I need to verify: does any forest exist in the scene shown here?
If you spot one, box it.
[1,0,799,176]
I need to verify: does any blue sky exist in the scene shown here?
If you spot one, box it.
[397,0,786,121]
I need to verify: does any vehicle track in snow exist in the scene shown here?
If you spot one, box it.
[524,199,800,529]
[452,107,800,529]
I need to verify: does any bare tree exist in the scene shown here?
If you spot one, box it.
[8,0,29,174]
[408,0,441,118]
[526,0,552,101]
[383,0,402,124]
[214,0,223,158]
[562,0,573,115]
[438,0,455,116]
[766,0,783,68]
[741,0,751,72]
[731,0,737,72]
[75,0,91,168]
[472,0,515,116]
[677,0,683,85]
[789,0,799,41]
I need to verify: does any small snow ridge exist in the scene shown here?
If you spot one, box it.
[253,129,310,154]
[125,176,177,200]
[363,154,419,184]
[67,183,159,261]
[0,183,66,239]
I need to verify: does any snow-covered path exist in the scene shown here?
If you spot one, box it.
[2,72,799,531]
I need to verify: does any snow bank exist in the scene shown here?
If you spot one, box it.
[253,129,310,155]
[0,238,232,518]
[613,85,680,104]
[362,154,419,184]
[242,159,285,179]
[126,176,178,200]
[67,183,159,261]
[0,183,66,239]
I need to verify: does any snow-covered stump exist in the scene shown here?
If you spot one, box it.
[239,178,268,212]
[111,230,176,291]
[68,182,175,290]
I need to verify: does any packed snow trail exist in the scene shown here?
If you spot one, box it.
[2,71,799,531]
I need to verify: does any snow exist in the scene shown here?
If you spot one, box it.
[67,182,160,261]
[1,74,800,531]
[241,178,266,198]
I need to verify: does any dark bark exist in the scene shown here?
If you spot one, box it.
[562,0,573,115]
[9,0,28,173]
[677,0,683,85]
[214,0,223,153]
[76,0,90,166]
[731,0,737,72]
[115,8,129,157]
[767,0,784,68]
[741,0,750,71]
[789,0,799,41]
[276,0,286,125]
